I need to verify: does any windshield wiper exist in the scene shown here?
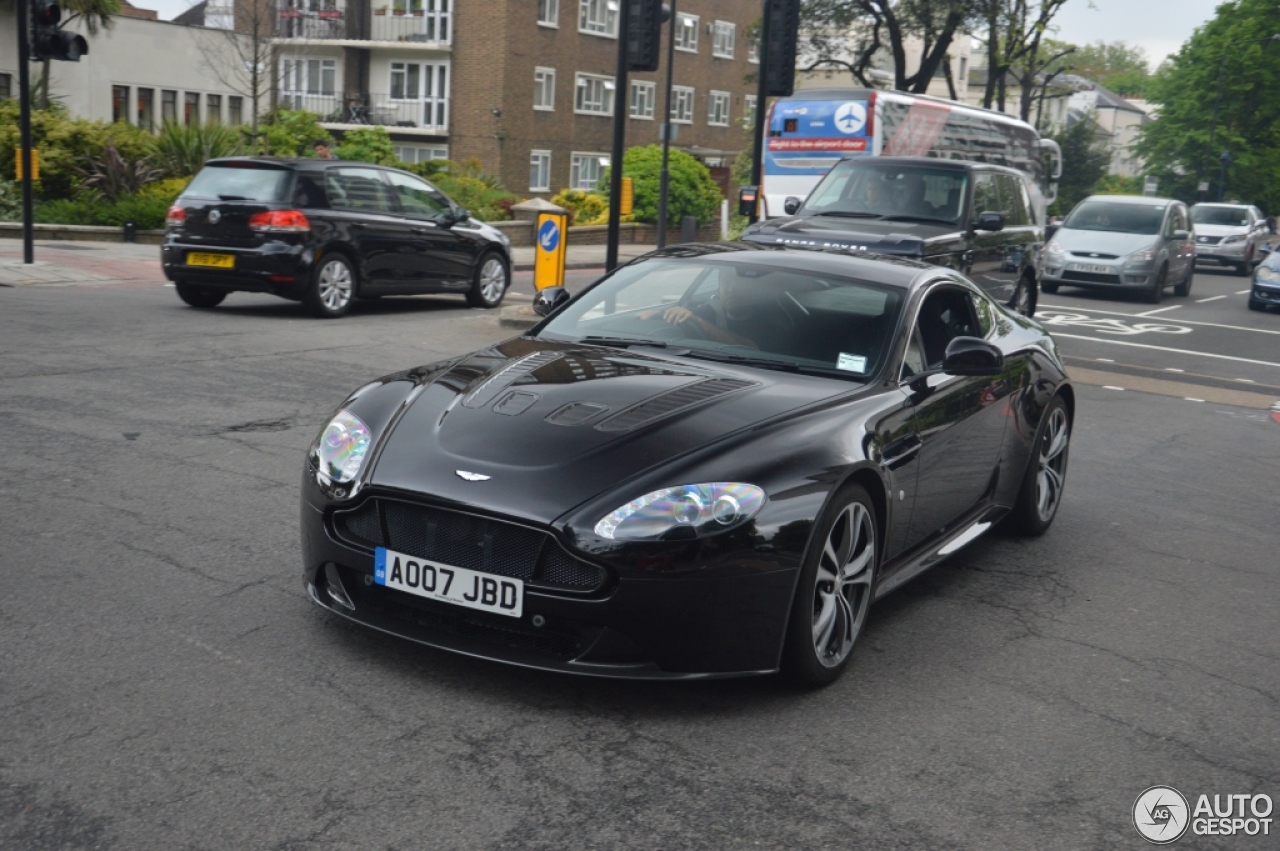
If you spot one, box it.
[880,214,956,225]
[580,336,668,349]
[813,211,883,218]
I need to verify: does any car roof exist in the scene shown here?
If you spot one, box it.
[1191,202,1250,209]
[643,242,943,291]
[1083,194,1180,207]
[202,156,378,171]
[837,155,1026,177]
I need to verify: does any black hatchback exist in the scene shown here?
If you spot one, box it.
[161,158,512,317]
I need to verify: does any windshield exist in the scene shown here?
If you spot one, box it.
[1191,206,1250,227]
[801,160,968,224]
[536,256,904,381]
[1064,200,1166,234]
[183,164,293,202]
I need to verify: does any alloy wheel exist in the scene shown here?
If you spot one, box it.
[318,259,353,312]
[812,502,875,668]
[479,257,507,304]
[1035,406,1070,522]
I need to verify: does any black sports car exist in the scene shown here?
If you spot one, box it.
[301,244,1073,685]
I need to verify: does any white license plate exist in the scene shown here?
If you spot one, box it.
[1068,263,1111,274]
[374,547,523,617]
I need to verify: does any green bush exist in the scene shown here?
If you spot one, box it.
[261,109,334,157]
[0,179,23,221]
[334,126,398,165]
[35,191,173,230]
[601,145,723,226]
[550,188,609,225]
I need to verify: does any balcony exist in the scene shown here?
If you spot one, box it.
[371,8,451,44]
[276,1,352,40]
[280,91,449,135]
[273,0,452,46]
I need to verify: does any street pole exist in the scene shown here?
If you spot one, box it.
[655,0,677,250]
[1218,150,1232,202]
[748,0,772,224]
[604,4,632,272]
[17,0,36,264]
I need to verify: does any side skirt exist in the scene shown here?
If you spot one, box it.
[873,504,1009,600]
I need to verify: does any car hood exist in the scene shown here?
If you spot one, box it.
[366,338,858,525]
[1052,227,1161,255]
[1192,223,1248,238]
[743,215,959,255]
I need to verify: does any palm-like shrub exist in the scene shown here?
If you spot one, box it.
[151,121,243,177]
[78,143,165,202]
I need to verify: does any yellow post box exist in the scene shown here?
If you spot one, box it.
[534,211,569,291]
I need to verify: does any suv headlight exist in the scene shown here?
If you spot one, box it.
[594,483,766,541]
[1044,239,1065,262]
[1221,234,1246,244]
[1126,246,1156,264]
[310,410,372,484]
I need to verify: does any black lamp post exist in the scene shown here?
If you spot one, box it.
[1203,33,1280,200]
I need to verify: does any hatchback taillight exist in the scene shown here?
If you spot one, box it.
[248,210,311,233]
[165,205,186,228]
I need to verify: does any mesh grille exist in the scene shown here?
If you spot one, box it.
[595,378,756,432]
[333,499,605,591]
[1063,270,1123,284]
[1197,236,1223,245]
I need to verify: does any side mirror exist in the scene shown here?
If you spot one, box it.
[783,196,802,215]
[942,336,1004,376]
[974,211,1005,232]
[1173,229,1191,241]
[532,286,571,317]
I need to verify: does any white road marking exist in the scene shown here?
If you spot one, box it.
[1040,303,1280,335]
[1165,368,1185,372]
[1235,378,1256,383]
[1096,358,1115,362]
[1236,289,1251,294]
[1103,385,1126,391]
[1185,397,1206,403]
[1050,333,1280,369]
[1196,295,1228,303]
[1136,305,1183,316]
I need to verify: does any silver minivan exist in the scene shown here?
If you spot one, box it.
[1040,195,1195,303]
[1190,203,1270,276]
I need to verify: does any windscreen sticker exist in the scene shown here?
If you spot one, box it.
[837,353,868,373]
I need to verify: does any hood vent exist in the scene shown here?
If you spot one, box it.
[462,351,562,409]
[545,401,610,426]
[595,378,757,433]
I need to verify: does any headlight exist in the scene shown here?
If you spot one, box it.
[311,410,372,483]
[1044,239,1065,261]
[1221,234,1246,244]
[1126,246,1156,264]
[594,483,766,541]
[1256,265,1280,283]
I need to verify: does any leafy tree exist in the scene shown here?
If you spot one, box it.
[333,127,399,165]
[1046,115,1111,216]
[602,145,722,226]
[260,109,333,157]
[196,0,279,133]
[974,0,1074,120]
[1135,0,1280,209]
[1067,41,1151,96]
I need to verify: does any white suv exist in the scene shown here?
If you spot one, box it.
[1190,203,1270,276]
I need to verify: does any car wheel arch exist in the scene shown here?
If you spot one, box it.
[786,464,889,600]
[317,243,365,292]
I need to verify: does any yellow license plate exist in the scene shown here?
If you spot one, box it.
[187,252,235,269]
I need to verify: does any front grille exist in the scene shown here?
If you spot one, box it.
[333,498,606,592]
[1069,251,1119,259]
[1197,236,1223,245]
[1063,270,1123,284]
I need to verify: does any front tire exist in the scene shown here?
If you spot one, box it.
[305,255,356,318]
[1173,261,1194,297]
[1143,265,1167,304]
[781,483,878,687]
[1004,395,1071,537]
[1009,274,1038,316]
[467,252,509,309]
[175,282,226,309]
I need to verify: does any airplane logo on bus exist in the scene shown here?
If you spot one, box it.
[834,102,867,135]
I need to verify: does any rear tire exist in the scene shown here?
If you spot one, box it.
[175,282,226,309]
[1009,274,1038,317]
[1003,395,1071,537]
[1143,265,1167,304]
[1173,262,1194,297]
[304,255,356,318]
[466,252,509,309]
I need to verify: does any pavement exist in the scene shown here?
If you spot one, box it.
[0,237,657,287]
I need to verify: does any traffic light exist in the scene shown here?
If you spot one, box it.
[627,0,666,72]
[30,0,89,62]
[764,0,800,97]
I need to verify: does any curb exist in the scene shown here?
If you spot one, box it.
[498,304,540,329]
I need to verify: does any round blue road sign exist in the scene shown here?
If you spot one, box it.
[538,219,561,252]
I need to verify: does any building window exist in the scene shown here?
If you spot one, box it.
[420,0,451,42]
[537,0,558,26]
[534,67,556,111]
[748,36,759,64]
[136,88,154,130]
[184,92,200,125]
[743,94,757,130]
[280,57,337,98]
[675,13,698,51]
[161,90,177,123]
[0,73,11,100]
[530,149,551,191]
[630,79,656,119]
[708,90,730,126]
[570,152,607,190]
[670,85,694,124]
[712,21,735,58]
[112,86,130,123]
[578,0,617,37]
[575,73,615,116]
[395,144,449,163]
[389,61,450,129]
[206,94,222,124]
[228,96,243,125]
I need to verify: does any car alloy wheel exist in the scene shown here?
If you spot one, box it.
[1009,275,1037,316]
[1035,406,1070,524]
[306,256,355,318]
[812,501,876,668]
[467,253,509,308]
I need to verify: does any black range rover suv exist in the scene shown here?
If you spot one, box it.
[161,158,512,317]
[742,156,1044,316]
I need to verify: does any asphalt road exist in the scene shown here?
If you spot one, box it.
[1,278,1277,850]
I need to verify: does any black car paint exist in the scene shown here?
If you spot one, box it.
[161,157,507,302]
[741,157,1043,308]
[301,245,1071,678]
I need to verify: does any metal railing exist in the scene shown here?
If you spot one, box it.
[370,9,451,43]
[276,2,350,39]
[279,91,449,132]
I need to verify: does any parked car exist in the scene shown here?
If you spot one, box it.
[1040,195,1195,303]
[1249,245,1280,312]
[1190,202,1269,276]
[161,158,512,317]
[741,156,1044,317]
[301,244,1074,685]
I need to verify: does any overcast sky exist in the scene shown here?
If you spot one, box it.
[134,0,1221,70]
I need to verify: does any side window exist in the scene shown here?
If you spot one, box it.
[385,171,451,217]
[970,290,995,337]
[292,175,328,209]
[972,173,999,219]
[996,174,1030,226]
[326,167,396,214]
[1163,207,1178,238]
[913,287,982,369]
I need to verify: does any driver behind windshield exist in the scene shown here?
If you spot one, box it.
[639,276,793,351]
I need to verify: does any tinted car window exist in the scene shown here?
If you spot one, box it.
[385,171,452,217]
[326,168,396,213]
[972,173,999,216]
[292,175,329,209]
[1064,200,1165,234]
[803,160,968,223]
[183,164,292,202]
[1191,206,1251,226]
[996,174,1030,226]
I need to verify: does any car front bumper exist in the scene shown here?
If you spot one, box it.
[1041,259,1160,290]
[1251,276,1280,305]
[161,237,313,299]
[1195,242,1250,264]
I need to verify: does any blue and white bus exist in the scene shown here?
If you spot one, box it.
[761,87,1062,221]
